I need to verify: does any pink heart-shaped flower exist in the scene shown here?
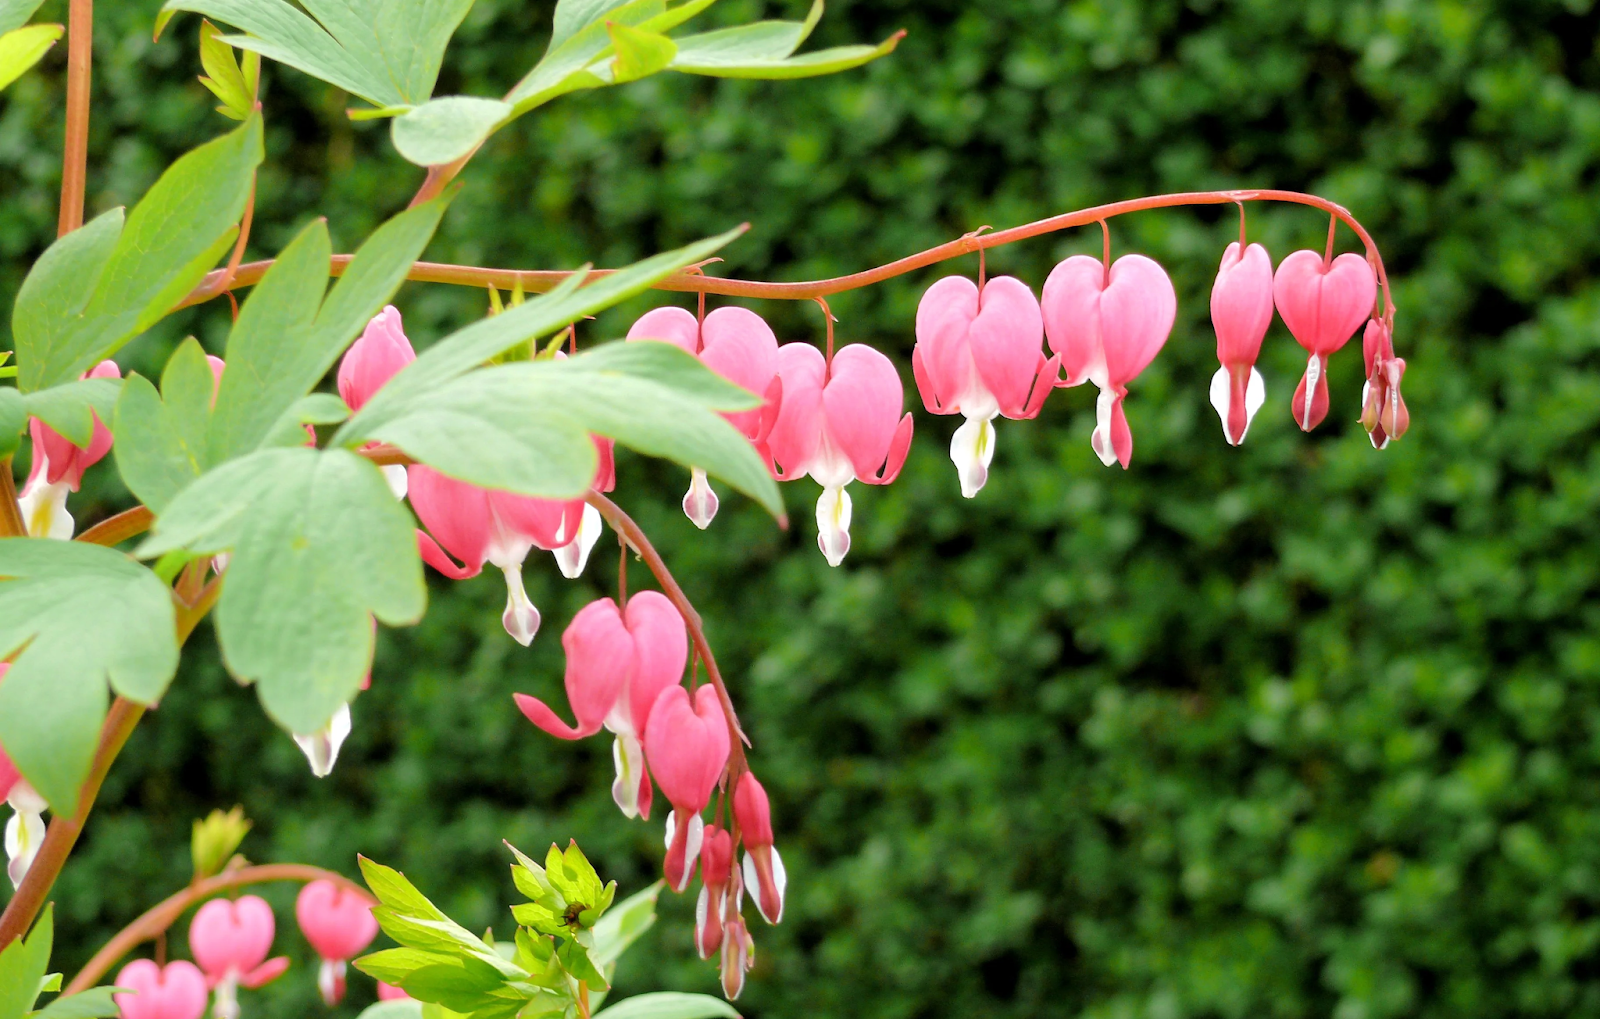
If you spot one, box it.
[1272,249,1375,356]
[113,960,208,1019]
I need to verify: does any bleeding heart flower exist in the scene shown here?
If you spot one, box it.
[377,983,411,1001]
[1208,242,1274,445]
[644,684,730,892]
[189,895,288,1019]
[696,825,734,960]
[1272,249,1377,431]
[338,306,417,498]
[913,275,1058,496]
[1359,318,1409,448]
[1042,254,1177,468]
[733,773,786,925]
[0,662,44,891]
[767,343,913,566]
[113,960,209,1019]
[719,913,755,1000]
[18,359,120,539]
[628,306,783,529]
[295,879,378,1005]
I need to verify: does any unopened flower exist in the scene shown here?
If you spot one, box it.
[733,773,786,925]
[913,275,1057,496]
[1208,242,1274,445]
[1042,254,1177,468]
[1359,318,1409,448]
[113,960,209,1019]
[18,359,120,539]
[1272,250,1377,431]
[188,895,288,1019]
[295,879,379,1005]
[767,343,913,566]
[643,685,730,892]
[696,825,734,959]
[627,306,783,529]
[719,912,755,1000]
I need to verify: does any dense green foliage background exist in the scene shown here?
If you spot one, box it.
[3,0,1599,1016]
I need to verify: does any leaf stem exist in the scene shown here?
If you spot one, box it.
[64,863,371,994]
[75,505,153,546]
[180,189,1398,326]
[0,457,27,537]
[57,0,92,237]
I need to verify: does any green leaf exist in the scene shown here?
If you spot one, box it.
[354,998,425,1019]
[0,541,179,814]
[548,0,635,53]
[208,196,444,462]
[555,940,607,992]
[137,449,422,734]
[590,883,661,970]
[591,994,740,1019]
[31,987,126,1019]
[17,118,261,392]
[667,19,808,68]
[0,0,46,34]
[390,96,511,167]
[12,209,125,394]
[0,389,23,459]
[0,905,51,1019]
[198,20,255,118]
[338,225,745,445]
[355,857,526,982]
[160,0,475,108]
[606,22,675,83]
[0,23,60,92]
[112,339,218,512]
[355,947,461,985]
[672,30,902,78]
[505,0,662,112]
[22,376,120,447]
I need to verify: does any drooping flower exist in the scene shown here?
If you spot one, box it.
[17,359,120,539]
[113,960,209,1019]
[1208,242,1275,445]
[719,912,755,1000]
[188,895,288,1019]
[696,825,734,960]
[1042,254,1177,468]
[767,343,913,566]
[643,684,730,892]
[1359,318,1409,448]
[338,306,417,498]
[733,773,786,925]
[295,879,379,1005]
[515,592,687,820]
[0,663,44,890]
[627,306,783,529]
[1272,249,1377,431]
[913,275,1057,496]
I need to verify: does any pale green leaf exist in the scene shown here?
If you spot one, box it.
[548,0,634,53]
[0,905,51,1019]
[32,986,126,1019]
[390,96,511,167]
[22,376,120,447]
[0,541,178,813]
[606,22,675,83]
[138,449,421,734]
[591,993,740,1019]
[0,0,45,34]
[354,999,424,1019]
[667,20,806,67]
[0,23,60,92]
[673,32,901,78]
[12,209,125,394]
[0,389,23,459]
[112,339,218,512]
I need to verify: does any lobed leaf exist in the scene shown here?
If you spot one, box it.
[390,96,511,167]
[112,339,218,513]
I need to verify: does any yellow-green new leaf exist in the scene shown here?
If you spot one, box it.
[606,22,674,83]
[0,23,60,92]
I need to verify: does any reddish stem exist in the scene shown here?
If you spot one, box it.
[57,0,91,237]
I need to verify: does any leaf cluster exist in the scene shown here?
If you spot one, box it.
[0,909,122,1019]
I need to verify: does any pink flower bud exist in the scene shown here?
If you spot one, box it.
[113,960,208,1019]
[733,774,786,925]
[1272,250,1376,431]
[338,307,416,412]
[1042,254,1176,469]
[645,685,730,891]
[1208,242,1274,446]
[695,825,734,959]
[719,914,755,1000]
[1359,319,1408,448]
[295,880,378,1005]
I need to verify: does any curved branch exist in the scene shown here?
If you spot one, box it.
[76,506,153,546]
[182,189,1397,324]
[65,863,373,994]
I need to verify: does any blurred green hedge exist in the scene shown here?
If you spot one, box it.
[5,0,1600,1017]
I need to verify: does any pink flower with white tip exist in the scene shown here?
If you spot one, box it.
[17,359,120,539]
[0,664,44,890]
[1042,254,1177,468]
[695,824,734,960]
[643,684,730,892]
[515,591,687,820]
[913,275,1057,496]
[1359,318,1409,449]
[627,306,783,529]
[733,773,786,925]
[113,960,209,1019]
[1208,242,1275,445]
[295,879,379,1005]
[188,895,288,1019]
[720,912,755,1000]
[338,305,416,498]
[767,343,913,566]
[1272,249,1377,431]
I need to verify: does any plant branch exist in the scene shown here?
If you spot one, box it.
[0,457,27,537]
[181,189,1398,325]
[586,492,750,769]
[57,0,92,237]
[0,697,144,949]
[76,505,153,546]
[64,863,372,994]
